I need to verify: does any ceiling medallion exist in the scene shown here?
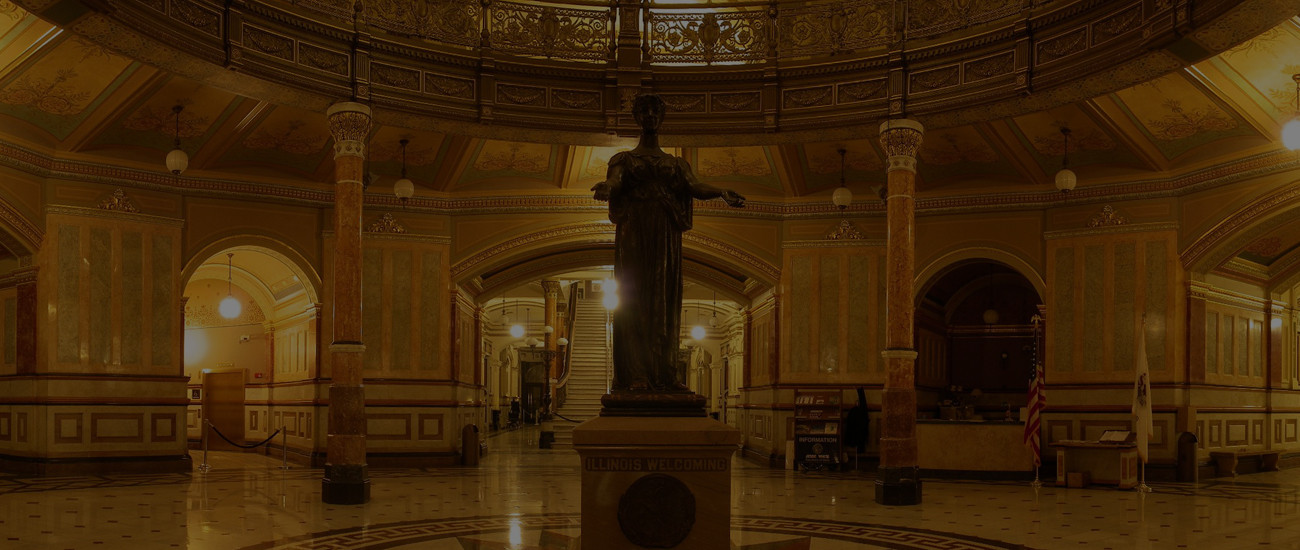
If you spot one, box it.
[826,220,866,240]
[367,212,408,234]
[97,188,139,213]
[1086,205,1129,228]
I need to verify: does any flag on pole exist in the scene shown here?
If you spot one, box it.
[1133,318,1153,463]
[1024,355,1045,467]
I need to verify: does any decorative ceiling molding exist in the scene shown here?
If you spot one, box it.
[2,137,1296,223]
[19,0,1293,146]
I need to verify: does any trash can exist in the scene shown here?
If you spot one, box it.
[461,424,481,466]
[1176,431,1198,482]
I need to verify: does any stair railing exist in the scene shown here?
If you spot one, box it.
[556,281,579,410]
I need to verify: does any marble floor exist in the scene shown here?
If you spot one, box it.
[0,428,1297,549]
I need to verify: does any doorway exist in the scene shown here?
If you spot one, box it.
[202,371,245,451]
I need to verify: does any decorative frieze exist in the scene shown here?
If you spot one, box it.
[243,26,293,61]
[371,64,421,91]
[97,189,139,213]
[838,80,888,103]
[497,84,547,107]
[711,92,760,112]
[1038,28,1088,64]
[552,89,601,111]
[783,87,833,109]
[1086,205,1130,227]
[366,213,408,234]
[299,43,349,76]
[964,53,1014,82]
[909,66,960,93]
[426,74,475,99]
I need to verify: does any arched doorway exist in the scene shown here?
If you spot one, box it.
[181,244,320,452]
[915,260,1045,420]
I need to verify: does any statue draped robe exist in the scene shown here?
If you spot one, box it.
[607,151,694,391]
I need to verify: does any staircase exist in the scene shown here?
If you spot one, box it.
[554,297,611,446]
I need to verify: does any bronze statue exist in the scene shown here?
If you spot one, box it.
[592,94,746,414]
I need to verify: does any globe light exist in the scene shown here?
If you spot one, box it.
[983,309,1000,325]
[394,177,415,200]
[510,324,525,338]
[556,337,569,346]
[709,316,718,327]
[526,337,539,347]
[832,186,853,209]
[219,295,241,319]
[543,325,554,334]
[603,293,619,310]
[691,325,706,340]
[1283,118,1300,150]
[166,148,189,175]
[1055,168,1076,193]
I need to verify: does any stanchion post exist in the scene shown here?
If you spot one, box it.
[198,419,212,472]
[279,429,291,470]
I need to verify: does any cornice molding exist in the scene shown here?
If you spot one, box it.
[1043,221,1178,241]
[322,230,451,245]
[44,205,186,227]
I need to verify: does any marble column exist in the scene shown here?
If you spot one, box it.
[322,102,372,505]
[876,118,924,506]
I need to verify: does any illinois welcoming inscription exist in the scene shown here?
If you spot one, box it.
[585,457,729,472]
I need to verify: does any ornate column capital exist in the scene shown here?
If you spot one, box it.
[541,278,562,297]
[327,101,372,159]
[878,119,924,174]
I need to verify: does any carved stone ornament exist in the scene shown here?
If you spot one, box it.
[327,102,372,158]
[367,213,408,233]
[879,119,925,173]
[1086,205,1130,228]
[617,473,696,548]
[826,220,866,240]
[98,188,139,213]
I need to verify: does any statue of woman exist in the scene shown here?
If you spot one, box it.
[592,95,746,398]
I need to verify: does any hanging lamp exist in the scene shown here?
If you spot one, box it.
[832,147,853,209]
[1055,127,1076,193]
[394,138,415,203]
[218,253,241,319]
[691,300,706,341]
[510,297,525,338]
[165,105,188,176]
[525,308,540,347]
[1284,74,1300,150]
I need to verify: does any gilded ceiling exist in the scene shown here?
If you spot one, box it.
[0,0,1293,203]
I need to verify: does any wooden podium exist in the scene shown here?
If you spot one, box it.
[1054,440,1139,489]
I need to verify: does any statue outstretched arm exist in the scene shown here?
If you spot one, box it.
[592,162,624,202]
[685,166,745,208]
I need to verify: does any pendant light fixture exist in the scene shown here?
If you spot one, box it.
[510,296,524,338]
[165,105,188,176]
[1054,127,1076,193]
[525,307,540,347]
[690,300,706,341]
[832,147,853,210]
[394,138,415,203]
[218,253,242,319]
[1283,74,1300,150]
[708,289,718,327]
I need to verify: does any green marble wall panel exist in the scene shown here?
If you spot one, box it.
[120,232,142,365]
[819,256,839,373]
[1206,312,1218,374]
[1144,240,1167,372]
[420,251,441,371]
[88,228,111,365]
[847,256,870,374]
[151,234,173,366]
[1052,247,1074,373]
[1113,242,1135,372]
[1224,315,1235,375]
[56,225,80,364]
[1083,245,1104,372]
[390,250,412,371]
[3,298,13,365]
[1250,319,1263,377]
[790,256,811,374]
[362,248,382,371]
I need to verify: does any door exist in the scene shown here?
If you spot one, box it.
[202,371,245,451]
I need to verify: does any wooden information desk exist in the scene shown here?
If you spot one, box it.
[916,420,1033,474]
[1054,441,1138,489]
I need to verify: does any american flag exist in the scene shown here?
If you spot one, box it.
[1024,316,1046,468]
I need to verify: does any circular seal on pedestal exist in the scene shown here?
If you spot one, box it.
[617,473,696,548]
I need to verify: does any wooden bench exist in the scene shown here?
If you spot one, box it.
[1210,450,1280,477]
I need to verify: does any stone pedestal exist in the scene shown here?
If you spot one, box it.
[574,416,740,549]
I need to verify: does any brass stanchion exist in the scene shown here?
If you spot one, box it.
[198,419,212,472]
